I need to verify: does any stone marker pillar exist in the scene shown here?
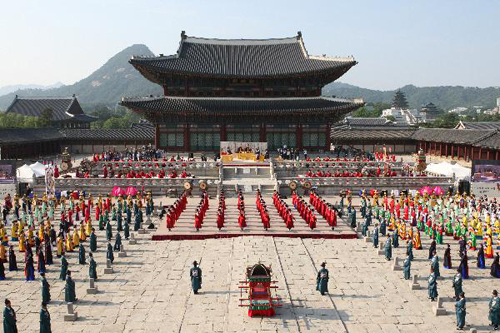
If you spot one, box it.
[410,274,420,290]
[129,233,137,245]
[433,296,446,315]
[118,244,127,258]
[104,259,114,274]
[364,230,372,243]
[377,241,385,255]
[64,302,78,321]
[87,278,98,294]
[392,256,402,271]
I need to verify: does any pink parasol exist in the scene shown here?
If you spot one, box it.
[419,186,432,195]
[433,186,444,196]
[125,186,138,196]
[112,187,126,197]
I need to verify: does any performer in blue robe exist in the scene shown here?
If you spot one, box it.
[455,292,466,330]
[489,290,500,330]
[316,262,329,296]
[373,224,379,248]
[190,261,202,294]
[428,268,438,301]
[114,232,121,251]
[117,213,123,232]
[403,256,411,280]
[392,231,399,248]
[406,240,413,261]
[106,243,114,263]
[78,243,86,265]
[59,255,68,281]
[89,229,97,252]
[64,271,77,302]
[452,270,463,301]
[40,272,51,303]
[3,299,17,333]
[106,221,113,241]
[380,219,386,236]
[40,302,51,333]
[124,222,130,240]
[134,212,141,231]
[8,246,17,271]
[476,244,486,269]
[431,252,440,278]
[89,253,97,280]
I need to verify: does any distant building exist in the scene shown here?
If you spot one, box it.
[448,107,468,114]
[455,121,500,130]
[420,102,440,121]
[6,95,96,129]
[381,90,422,125]
[497,97,500,107]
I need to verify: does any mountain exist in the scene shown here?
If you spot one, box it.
[0,44,162,110]
[323,83,500,111]
[0,82,64,97]
[1,44,499,112]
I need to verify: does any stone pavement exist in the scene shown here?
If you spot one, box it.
[2,226,484,332]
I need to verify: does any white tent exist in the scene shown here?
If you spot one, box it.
[426,162,471,180]
[16,164,36,182]
[28,162,47,177]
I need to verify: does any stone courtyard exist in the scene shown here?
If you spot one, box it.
[1,200,497,333]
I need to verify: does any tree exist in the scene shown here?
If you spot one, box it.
[39,108,54,127]
[392,90,409,109]
[385,115,396,122]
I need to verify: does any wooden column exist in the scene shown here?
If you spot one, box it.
[296,125,303,150]
[184,124,190,151]
[259,124,266,142]
[221,124,227,141]
[325,124,331,151]
[155,124,160,149]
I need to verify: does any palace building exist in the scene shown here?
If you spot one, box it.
[121,31,363,152]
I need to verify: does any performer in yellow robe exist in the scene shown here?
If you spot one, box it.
[413,229,423,249]
[485,235,494,258]
[72,229,80,247]
[79,224,86,242]
[18,232,26,252]
[0,244,6,262]
[28,228,35,247]
[66,235,74,252]
[10,222,18,241]
[56,236,64,256]
[85,220,92,237]
[38,225,45,242]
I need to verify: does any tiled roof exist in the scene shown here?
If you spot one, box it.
[412,128,494,145]
[456,121,500,130]
[330,127,416,141]
[0,128,64,145]
[474,131,500,149]
[5,96,96,122]
[60,128,154,141]
[120,96,364,116]
[130,32,356,78]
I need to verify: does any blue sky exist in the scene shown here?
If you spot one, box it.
[0,0,499,90]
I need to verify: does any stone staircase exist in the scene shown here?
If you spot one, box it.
[221,164,277,197]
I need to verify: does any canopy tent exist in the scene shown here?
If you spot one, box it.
[29,162,47,177]
[426,162,471,180]
[16,164,36,182]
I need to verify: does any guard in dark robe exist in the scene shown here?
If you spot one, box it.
[477,244,486,269]
[362,218,369,237]
[452,270,463,301]
[455,292,466,330]
[37,250,46,274]
[459,252,469,279]
[428,268,438,301]
[40,273,50,303]
[458,238,466,257]
[443,244,452,269]
[40,302,51,333]
[106,221,113,241]
[380,220,386,236]
[106,243,114,264]
[89,253,97,280]
[489,290,500,330]
[78,243,86,265]
[25,252,35,281]
[64,271,76,303]
[492,254,500,278]
[114,232,121,251]
[431,252,440,278]
[190,261,202,294]
[3,299,17,333]
[59,255,68,281]
[406,240,413,261]
[124,222,130,240]
[0,261,5,280]
[45,241,53,265]
[316,262,329,295]
[373,224,379,248]
[403,256,411,280]
[8,246,17,271]
[89,228,97,252]
[117,213,123,232]
[428,240,436,260]
[392,230,399,248]
[385,235,392,261]
[134,212,141,231]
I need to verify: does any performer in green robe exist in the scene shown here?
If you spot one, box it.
[124,222,130,240]
[403,256,411,280]
[89,228,97,252]
[489,290,500,330]
[40,302,51,333]
[78,243,86,265]
[431,252,440,278]
[113,232,122,251]
[106,243,114,263]
[452,270,463,301]
[455,292,466,330]
[316,262,329,296]
[3,299,17,333]
[40,273,50,303]
[428,268,438,301]
[406,240,413,261]
[59,255,68,281]
[64,271,76,303]
[385,235,392,261]
[89,253,97,280]
[190,261,202,294]
[106,221,112,241]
